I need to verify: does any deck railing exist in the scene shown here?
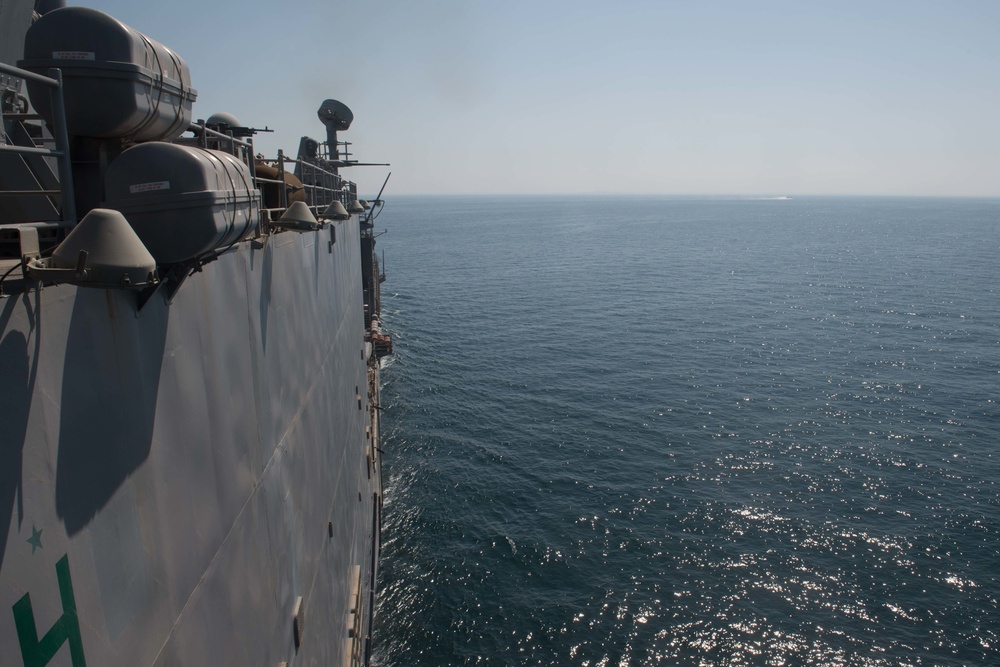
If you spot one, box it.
[0,62,75,225]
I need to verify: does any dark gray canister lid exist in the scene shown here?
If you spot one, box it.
[105,142,258,263]
[19,6,196,140]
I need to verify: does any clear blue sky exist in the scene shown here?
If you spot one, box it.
[85,0,999,196]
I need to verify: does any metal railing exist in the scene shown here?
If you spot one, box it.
[187,120,253,158]
[0,62,75,225]
[255,150,352,220]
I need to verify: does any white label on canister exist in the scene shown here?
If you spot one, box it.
[52,51,96,61]
[129,181,171,194]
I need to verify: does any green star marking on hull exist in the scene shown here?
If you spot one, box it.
[27,525,43,555]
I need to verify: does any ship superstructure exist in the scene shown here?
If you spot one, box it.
[1,2,391,665]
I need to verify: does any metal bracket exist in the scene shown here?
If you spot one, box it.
[136,244,239,312]
[136,263,190,312]
[18,227,82,286]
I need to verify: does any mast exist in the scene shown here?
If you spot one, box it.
[317,99,354,174]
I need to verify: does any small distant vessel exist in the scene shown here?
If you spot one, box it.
[1,2,393,665]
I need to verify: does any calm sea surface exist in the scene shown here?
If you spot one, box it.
[372,196,999,666]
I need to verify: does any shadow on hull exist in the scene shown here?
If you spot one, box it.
[56,289,169,535]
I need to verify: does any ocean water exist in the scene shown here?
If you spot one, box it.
[372,196,1000,667]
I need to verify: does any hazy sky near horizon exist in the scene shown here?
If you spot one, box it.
[84,0,999,196]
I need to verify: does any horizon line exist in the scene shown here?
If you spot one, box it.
[370,192,1000,199]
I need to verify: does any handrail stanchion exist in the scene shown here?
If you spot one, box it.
[47,68,76,225]
[277,149,287,209]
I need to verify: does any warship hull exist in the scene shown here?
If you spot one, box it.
[1,3,388,666]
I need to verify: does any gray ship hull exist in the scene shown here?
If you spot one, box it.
[1,215,383,665]
[1,5,388,664]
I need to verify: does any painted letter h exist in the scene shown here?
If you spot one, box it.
[12,555,86,667]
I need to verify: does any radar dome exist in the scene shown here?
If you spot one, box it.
[206,112,242,129]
